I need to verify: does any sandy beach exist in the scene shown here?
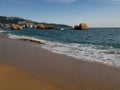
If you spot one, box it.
[0,35,120,90]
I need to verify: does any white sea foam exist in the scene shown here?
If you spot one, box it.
[41,41,120,67]
[0,30,7,33]
[7,34,46,43]
[7,34,120,68]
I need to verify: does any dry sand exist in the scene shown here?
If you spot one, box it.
[0,36,120,90]
[0,64,60,90]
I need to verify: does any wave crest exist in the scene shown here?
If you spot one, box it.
[7,34,45,44]
[7,33,120,68]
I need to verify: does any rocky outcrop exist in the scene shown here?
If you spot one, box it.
[74,23,88,30]
[19,38,44,44]
[11,24,23,30]
[36,24,46,29]
[36,24,56,30]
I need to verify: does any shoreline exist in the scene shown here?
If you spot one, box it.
[2,32,120,69]
[0,35,120,90]
[1,28,120,68]
[1,32,119,69]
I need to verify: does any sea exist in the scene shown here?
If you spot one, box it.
[1,28,120,67]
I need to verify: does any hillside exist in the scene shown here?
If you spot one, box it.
[0,16,73,29]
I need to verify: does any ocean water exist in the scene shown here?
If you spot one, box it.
[1,28,120,67]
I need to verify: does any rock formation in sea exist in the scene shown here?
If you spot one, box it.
[74,23,88,30]
[11,24,23,30]
[36,24,46,29]
[36,24,57,30]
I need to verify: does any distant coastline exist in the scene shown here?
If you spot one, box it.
[0,16,73,30]
[0,16,89,30]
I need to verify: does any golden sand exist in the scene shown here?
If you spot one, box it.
[0,64,60,90]
[0,36,120,90]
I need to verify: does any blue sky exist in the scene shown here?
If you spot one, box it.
[0,0,120,27]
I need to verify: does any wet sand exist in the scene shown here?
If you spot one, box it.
[0,36,120,90]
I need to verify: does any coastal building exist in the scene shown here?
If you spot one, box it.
[29,24,34,28]
[25,23,34,28]
[18,21,26,25]
[4,24,11,28]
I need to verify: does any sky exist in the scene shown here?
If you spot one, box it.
[0,0,120,27]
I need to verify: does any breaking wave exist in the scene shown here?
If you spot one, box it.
[7,33,120,68]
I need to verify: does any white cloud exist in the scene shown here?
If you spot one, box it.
[105,0,120,4]
[102,0,120,4]
[112,0,120,1]
[112,0,120,3]
[44,0,77,3]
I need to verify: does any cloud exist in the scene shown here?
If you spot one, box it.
[44,0,77,3]
[105,0,120,4]
[111,0,120,1]
[102,0,120,4]
[111,0,120,3]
